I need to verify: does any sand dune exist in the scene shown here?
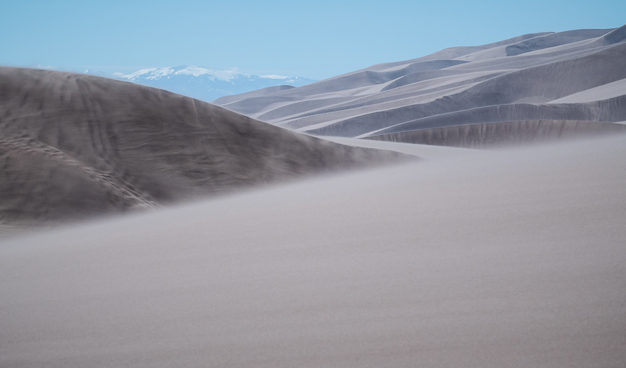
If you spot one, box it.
[212,85,296,105]
[305,95,626,138]
[0,67,405,222]
[1,135,625,367]
[2,25,626,368]
[549,78,626,103]
[321,136,483,159]
[594,23,626,45]
[370,32,552,66]
[214,25,626,145]
[278,71,504,129]
[504,29,611,56]
[367,120,626,148]
[361,95,626,137]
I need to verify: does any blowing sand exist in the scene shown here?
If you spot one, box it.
[1,135,625,367]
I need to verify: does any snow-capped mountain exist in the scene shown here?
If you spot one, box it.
[84,66,315,102]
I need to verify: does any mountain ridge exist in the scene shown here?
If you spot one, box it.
[81,65,316,102]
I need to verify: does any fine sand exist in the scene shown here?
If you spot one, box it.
[214,25,626,142]
[366,120,626,148]
[0,67,406,223]
[1,135,625,368]
[321,136,484,159]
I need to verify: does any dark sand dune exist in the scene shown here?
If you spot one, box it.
[214,25,626,144]
[1,135,625,367]
[0,67,406,222]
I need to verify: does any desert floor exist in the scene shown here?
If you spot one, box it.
[1,136,625,367]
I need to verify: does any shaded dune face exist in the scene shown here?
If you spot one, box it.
[214,25,626,146]
[0,68,406,222]
[365,96,626,137]
[367,120,626,148]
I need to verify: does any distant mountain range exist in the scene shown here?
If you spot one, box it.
[83,66,316,102]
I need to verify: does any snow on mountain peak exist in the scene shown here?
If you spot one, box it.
[98,65,315,101]
[120,67,175,81]
[117,66,248,82]
[260,75,289,80]
[173,66,246,81]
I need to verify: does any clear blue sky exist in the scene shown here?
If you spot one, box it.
[1,0,624,80]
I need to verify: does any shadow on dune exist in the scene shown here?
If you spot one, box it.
[0,67,407,223]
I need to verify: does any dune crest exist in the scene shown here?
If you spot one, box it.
[0,67,406,222]
[215,25,626,146]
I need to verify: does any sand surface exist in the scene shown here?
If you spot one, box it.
[367,120,626,148]
[2,135,625,367]
[214,25,626,142]
[549,78,626,103]
[321,136,482,159]
[0,67,406,222]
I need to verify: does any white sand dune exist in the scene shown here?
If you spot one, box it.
[503,29,611,56]
[305,43,626,137]
[214,25,626,143]
[321,136,482,159]
[549,78,626,103]
[1,135,625,367]
[208,85,296,105]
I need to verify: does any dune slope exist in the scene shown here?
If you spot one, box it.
[367,119,626,148]
[1,135,625,367]
[214,25,626,145]
[0,67,405,222]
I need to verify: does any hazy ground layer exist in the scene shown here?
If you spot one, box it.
[214,25,626,144]
[0,67,407,223]
[1,135,625,367]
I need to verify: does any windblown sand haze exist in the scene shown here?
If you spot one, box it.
[1,135,625,367]
[1,24,626,368]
